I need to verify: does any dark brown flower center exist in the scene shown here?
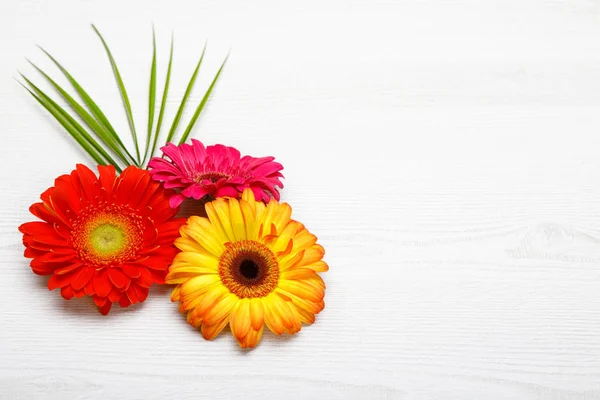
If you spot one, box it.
[218,240,279,298]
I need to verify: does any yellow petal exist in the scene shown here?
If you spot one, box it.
[239,325,264,349]
[270,221,300,255]
[277,288,324,315]
[173,251,219,270]
[302,261,329,272]
[212,198,236,242]
[186,308,203,328]
[170,285,181,302]
[228,198,246,242]
[263,298,284,335]
[201,316,230,340]
[271,202,292,234]
[241,188,255,203]
[249,298,264,331]
[203,293,237,325]
[281,268,316,280]
[278,279,324,303]
[291,227,318,251]
[299,244,325,266]
[174,237,207,253]
[182,223,225,257]
[195,285,229,318]
[270,294,301,334]
[230,298,251,341]
[259,199,279,236]
[204,201,230,240]
[240,199,258,240]
[294,304,316,324]
[279,249,305,271]
[177,274,220,296]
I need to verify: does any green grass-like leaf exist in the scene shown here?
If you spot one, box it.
[179,53,228,145]
[142,27,157,165]
[146,34,174,162]
[92,24,141,163]
[27,61,132,167]
[19,76,122,172]
[22,27,227,171]
[165,43,206,144]
[38,47,138,166]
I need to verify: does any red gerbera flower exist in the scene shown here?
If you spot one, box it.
[148,139,284,208]
[18,164,185,314]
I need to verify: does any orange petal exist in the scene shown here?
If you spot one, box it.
[249,298,264,331]
[201,316,230,340]
[263,301,284,335]
[203,293,237,325]
[239,325,264,349]
[230,299,251,341]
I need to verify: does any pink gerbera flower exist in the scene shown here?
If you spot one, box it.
[148,139,284,208]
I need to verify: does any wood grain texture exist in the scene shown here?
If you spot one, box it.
[1,0,600,398]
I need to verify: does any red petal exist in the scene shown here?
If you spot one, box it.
[98,165,116,199]
[75,164,98,203]
[99,301,112,315]
[71,267,94,290]
[108,268,130,289]
[108,288,122,303]
[61,286,74,300]
[119,296,132,308]
[38,251,77,263]
[55,261,84,275]
[126,286,138,304]
[84,279,95,296]
[121,264,141,279]
[93,269,112,297]
[134,285,149,303]
[19,221,54,236]
[93,295,107,307]
[137,268,153,288]
[48,272,73,290]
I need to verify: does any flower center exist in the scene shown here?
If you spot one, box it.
[218,240,279,298]
[72,204,144,267]
[194,172,230,184]
[89,224,126,256]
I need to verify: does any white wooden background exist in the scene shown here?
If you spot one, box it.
[1,0,600,399]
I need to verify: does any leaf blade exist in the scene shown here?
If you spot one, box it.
[165,43,206,144]
[92,24,141,163]
[27,61,132,167]
[147,34,174,163]
[143,27,158,165]
[19,77,122,171]
[179,54,228,145]
[38,47,138,166]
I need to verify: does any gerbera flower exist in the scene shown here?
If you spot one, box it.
[148,139,284,208]
[167,188,328,348]
[19,164,184,314]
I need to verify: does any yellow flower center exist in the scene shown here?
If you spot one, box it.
[89,224,126,256]
[218,240,279,298]
[72,204,144,267]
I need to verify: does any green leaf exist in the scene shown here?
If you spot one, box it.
[92,24,141,163]
[165,43,206,144]
[19,76,123,172]
[38,47,138,166]
[179,54,228,145]
[142,27,157,165]
[27,61,132,167]
[147,34,174,163]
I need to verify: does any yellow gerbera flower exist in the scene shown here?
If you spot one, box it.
[167,188,328,348]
